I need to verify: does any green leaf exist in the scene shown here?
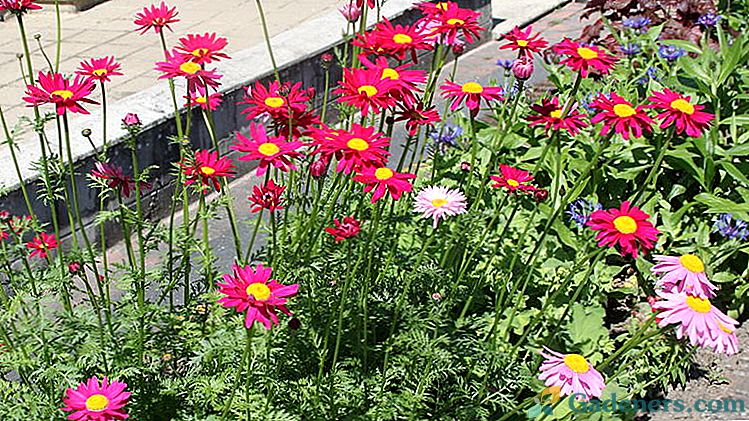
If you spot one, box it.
[720,161,749,186]
[694,193,749,220]
[660,39,702,54]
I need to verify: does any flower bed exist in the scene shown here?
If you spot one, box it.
[0,0,747,420]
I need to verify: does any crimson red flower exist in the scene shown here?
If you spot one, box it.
[440,80,503,112]
[134,2,179,35]
[587,201,660,258]
[26,232,57,259]
[589,93,654,140]
[185,86,222,111]
[240,80,312,121]
[394,102,441,136]
[527,97,588,136]
[499,25,548,57]
[647,89,714,138]
[353,166,416,203]
[91,161,151,198]
[432,3,484,44]
[175,32,230,64]
[182,150,235,193]
[248,179,286,213]
[0,0,41,13]
[76,56,123,83]
[490,164,536,192]
[310,124,390,174]
[23,71,97,115]
[232,123,303,176]
[552,39,618,78]
[325,216,362,241]
[155,51,222,93]
[334,67,398,116]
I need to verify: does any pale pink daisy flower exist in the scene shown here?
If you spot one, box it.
[651,254,717,299]
[538,348,606,401]
[413,186,467,228]
[652,290,740,355]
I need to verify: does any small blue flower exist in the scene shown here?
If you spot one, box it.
[429,124,463,153]
[623,16,652,33]
[566,199,603,228]
[638,66,660,85]
[713,214,749,241]
[697,13,722,27]
[619,43,641,56]
[658,44,686,61]
[496,59,515,71]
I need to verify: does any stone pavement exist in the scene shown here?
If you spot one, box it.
[0,0,343,124]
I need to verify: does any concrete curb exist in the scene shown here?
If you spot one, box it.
[491,0,570,39]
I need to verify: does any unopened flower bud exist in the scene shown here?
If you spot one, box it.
[321,53,334,69]
[460,161,471,172]
[310,156,330,178]
[338,3,361,22]
[33,33,41,40]
[534,188,549,202]
[81,128,92,137]
[512,57,534,81]
[68,261,82,275]
[122,113,141,126]
[452,42,466,56]
[288,317,301,330]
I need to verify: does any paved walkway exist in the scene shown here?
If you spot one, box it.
[0,0,343,124]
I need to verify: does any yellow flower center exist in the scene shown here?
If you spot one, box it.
[718,322,734,334]
[506,179,520,187]
[436,2,448,10]
[179,61,201,75]
[563,354,590,374]
[51,89,74,100]
[200,166,216,176]
[246,282,271,301]
[195,96,207,104]
[258,142,280,156]
[685,295,712,313]
[613,215,637,234]
[549,109,562,119]
[670,98,695,115]
[264,97,285,108]
[461,82,484,94]
[85,394,109,412]
[393,33,413,44]
[92,69,108,76]
[516,39,529,47]
[679,254,704,273]
[613,103,636,118]
[358,85,378,97]
[447,18,465,26]
[347,137,369,151]
[375,167,394,180]
[431,198,448,207]
[381,68,400,80]
[191,47,210,57]
[576,47,599,60]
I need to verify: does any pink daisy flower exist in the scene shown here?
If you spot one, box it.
[231,123,303,176]
[499,25,548,57]
[76,56,123,83]
[0,0,41,13]
[185,86,222,111]
[240,80,312,121]
[652,290,740,355]
[175,32,230,64]
[440,80,503,112]
[538,348,606,401]
[217,263,299,330]
[62,376,130,421]
[647,88,714,138]
[248,179,286,213]
[489,164,536,193]
[134,2,179,35]
[413,186,467,228]
[310,124,390,174]
[589,93,654,140]
[334,67,399,116]
[587,201,660,258]
[651,254,717,299]
[527,97,588,136]
[154,51,222,93]
[26,232,57,259]
[552,38,618,78]
[353,166,416,203]
[23,71,97,115]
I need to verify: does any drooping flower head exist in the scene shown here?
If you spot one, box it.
[185,86,223,111]
[538,348,606,401]
[231,123,303,176]
[217,263,299,330]
[62,376,130,421]
[712,213,749,241]
[651,254,717,299]
[527,97,588,136]
[175,32,230,64]
[552,39,618,78]
[134,2,179,35]
[76,56,123,83]
[310,124,390,174]
[181,149,235,193]
[394,102,441,136]
[587,201,660,258]
[499,25,548,57]
[325,216,361,242]
[248,179,286,213]
[91,161,151,198]
[339,2,362,22]
[589,93,653,140]
[26,232,58,259]
[652,290,739,355]
[334,67,398,116]
[566,198,602,228]
[241,80,312,121]
[413,186,467,228]
[353,166,416,203]
[0,0,41,14]
[440,80,503,112]
[647,89,714,138]
[154,51,222,93]
[23,71,97,115]
[490,164,536,193]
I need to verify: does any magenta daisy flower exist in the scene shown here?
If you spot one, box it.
[240,80,312,121]
[647,89,714,138]
[589,93,654,140]
[325,216,361,242]
[23,71,98,115]
[311,124,390,174]
[527,97,588,136]
[217,263,299,330]
[0,0,41,13]
[154,51,222,93]
[440,80,503,112]
[26,232,58,259]
[489,164,536,193]
[334,67,399,116]
[413,186,467,228]
[248,179,286,213]
[552,38,618,78]
[76,56,123,83]
[62,376,130,421]
[231,123,303,177]
[91,161,151,198]
[499,25,548,57]
[652,290,739,355]
[134,2,179,35]
[185,86,222,111]
[538,348,606,401]
[175,32,230,64]
[651,254,717,299]
[586,201,660,258]
[181,149,235,193]
[353,166,416,203]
